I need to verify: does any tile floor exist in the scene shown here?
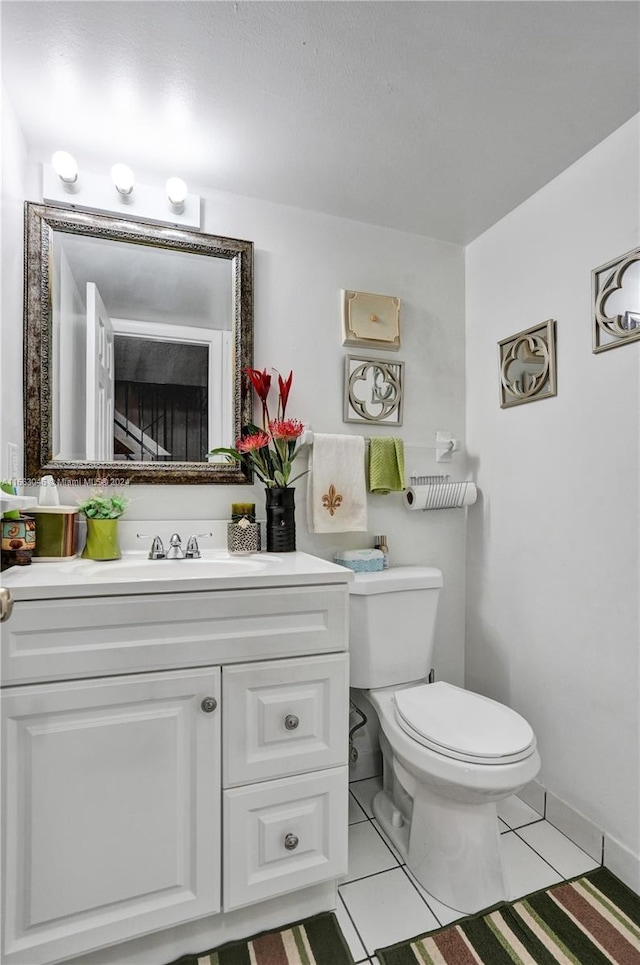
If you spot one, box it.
[336,775,601,964]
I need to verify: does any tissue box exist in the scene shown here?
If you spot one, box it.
[334,548,384,572]
[30,506,78,560]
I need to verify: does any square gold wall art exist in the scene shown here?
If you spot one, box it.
[498,319,557,409]
[342,290,401,351]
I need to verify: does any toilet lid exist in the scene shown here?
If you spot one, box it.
[394,682,535,763]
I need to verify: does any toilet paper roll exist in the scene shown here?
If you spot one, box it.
[403,481,477,511]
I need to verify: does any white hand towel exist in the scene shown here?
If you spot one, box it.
[306,434,368,533]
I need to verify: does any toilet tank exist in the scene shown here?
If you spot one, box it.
[348,566,443,689]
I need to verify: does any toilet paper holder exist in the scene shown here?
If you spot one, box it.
[405,474,478,511]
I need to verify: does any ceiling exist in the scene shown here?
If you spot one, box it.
[2,1,639,244]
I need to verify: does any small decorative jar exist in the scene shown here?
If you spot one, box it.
[1,514,36,566]
[227,503,261,555]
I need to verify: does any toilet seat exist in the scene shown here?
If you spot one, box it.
[394,681,536,764]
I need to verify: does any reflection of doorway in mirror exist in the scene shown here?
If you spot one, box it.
[111,320,231,462]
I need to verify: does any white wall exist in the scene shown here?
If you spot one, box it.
[1,87,28,481]
[1,110,468,686]
[465,115,640,885]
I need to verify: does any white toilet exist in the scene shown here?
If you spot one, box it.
[349,566,540,914]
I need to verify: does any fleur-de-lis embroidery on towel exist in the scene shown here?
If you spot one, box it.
[322,484,343,517]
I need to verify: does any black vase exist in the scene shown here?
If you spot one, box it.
[265,487,296,552]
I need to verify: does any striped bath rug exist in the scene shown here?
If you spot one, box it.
[168,911,354,964]
[377,868,640,964]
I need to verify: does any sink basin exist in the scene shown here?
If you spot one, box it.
[65,554,269,581]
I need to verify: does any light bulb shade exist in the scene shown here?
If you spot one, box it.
[166,177,188,206]
[51,151,78,184]
[111,163,134,195]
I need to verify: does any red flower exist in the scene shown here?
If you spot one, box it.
[237,431,270,452]
[277,370,293,418]
[246,367,272,428]
[246,367,271,403]
[269,419,305,441]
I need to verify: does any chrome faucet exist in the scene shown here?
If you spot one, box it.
[185,532,212,559]
[166,533,185,559]
[137,533,166,560]
[137,531,212,560]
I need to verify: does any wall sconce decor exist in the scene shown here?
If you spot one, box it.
[342,289,401,351]
[43,155,201,230]
[592,246,640,353]
[344,355,404,425]
[498,319,557,409]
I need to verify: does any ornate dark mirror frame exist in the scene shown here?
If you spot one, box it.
[24,202,253,484]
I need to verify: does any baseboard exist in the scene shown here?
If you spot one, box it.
[516,779,545,817]
[517,782,605,864]
[604,834,640,894]
[545,791,605,863]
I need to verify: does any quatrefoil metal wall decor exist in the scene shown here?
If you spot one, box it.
[592,246,640,353]
[498,319,557,409]
[344,355,404,425]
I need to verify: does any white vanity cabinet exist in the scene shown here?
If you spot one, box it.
[0,555,351,965]
[3,668,222,965]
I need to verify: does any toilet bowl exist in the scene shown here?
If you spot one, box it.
[348,567,541,914]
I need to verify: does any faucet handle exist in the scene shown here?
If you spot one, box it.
[185,532,212,559]
[137,533,166,560]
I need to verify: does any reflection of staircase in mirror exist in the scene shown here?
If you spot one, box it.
[114,411,171,461]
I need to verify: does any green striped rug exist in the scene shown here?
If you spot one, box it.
[377,868,640,964]
[168,911,354,964]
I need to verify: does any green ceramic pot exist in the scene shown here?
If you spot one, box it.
[81,518,121,560]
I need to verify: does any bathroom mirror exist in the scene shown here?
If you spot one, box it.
[592,246,640,353]
[498,319,557,409]
[24,203,253,484]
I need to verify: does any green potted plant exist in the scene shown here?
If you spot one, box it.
[77,491,130,561]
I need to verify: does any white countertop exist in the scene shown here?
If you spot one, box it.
[1,551,353,602]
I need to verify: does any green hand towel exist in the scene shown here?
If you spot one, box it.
[368,438,405,494]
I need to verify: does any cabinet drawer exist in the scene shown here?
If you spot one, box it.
[1,585,348,685]
[223,766,348,911]
[222,653,349,787]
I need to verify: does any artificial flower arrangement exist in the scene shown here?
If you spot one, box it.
[209,367,306,488]
[77,490,130,519]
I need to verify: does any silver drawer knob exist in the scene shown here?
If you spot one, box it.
[284,714,300,731]
[284,833,299,851]
[201,697,217,713]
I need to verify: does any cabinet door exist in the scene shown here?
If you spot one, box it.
[223,653,349,786]
[2,668,221,965]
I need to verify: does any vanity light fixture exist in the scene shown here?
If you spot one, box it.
[111,163,135,196]
[42,159,201,229]
[166,176,188,212]
[51,151,78,187]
